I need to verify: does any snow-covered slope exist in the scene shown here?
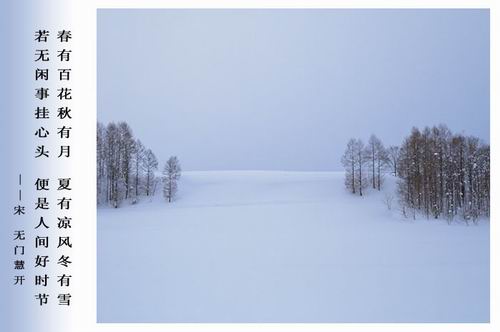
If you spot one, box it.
[98,171,489,323]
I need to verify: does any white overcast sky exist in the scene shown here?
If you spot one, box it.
[98,9,489,171]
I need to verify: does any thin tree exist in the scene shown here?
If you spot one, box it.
[341,139,357,194]
[96,122,107,204]
[355,139,367,196]
[132,139,145,199]
[105,122,122,207]
[386,146,399,177]
[118,122,134,200]
[162,156,182,203]
[366,135,378,189]
[366,135,386,190]
[144,149,158,196]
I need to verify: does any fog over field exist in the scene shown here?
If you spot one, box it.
[98,9,489,171]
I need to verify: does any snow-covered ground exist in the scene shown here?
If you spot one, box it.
[97,171,489,323]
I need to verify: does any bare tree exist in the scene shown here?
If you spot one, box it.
[132,139,145,200]
[105,122,122,207]
[341,138,366,196]
[341,139,357,194]
[162,156,182,203]
[118,122,135,200]
[144,149,158,197]
[386,146,399,177]
[355,139,367,196]
[96,122,107,204]
[375,141,388,191]
[366,135,378,189]
[365,135,387,191]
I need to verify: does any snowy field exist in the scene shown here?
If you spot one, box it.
[97,171,489,323]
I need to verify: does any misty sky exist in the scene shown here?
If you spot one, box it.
[97,9,489,171]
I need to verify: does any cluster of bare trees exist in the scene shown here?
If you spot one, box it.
[398,125,489,223]
[341,125,490,223]
[97,121,159,207]
[341,135,395,196]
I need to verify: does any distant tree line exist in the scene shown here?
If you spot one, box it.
[97,121,182,207]
[341,125,489,223]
